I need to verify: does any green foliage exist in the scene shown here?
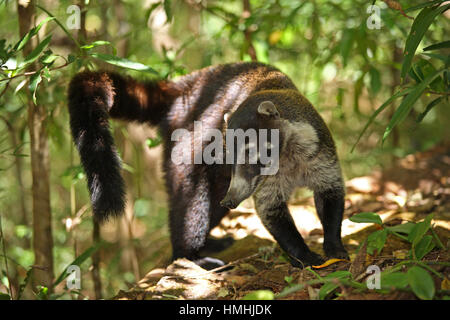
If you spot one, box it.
[407,266,435,300]
[318,271,352,300]
[351,212,439,259]
[366,229,388,255]
[146,134,163,148]
[89,53,159,75]
[271,211,447,300]
[400,4,449,80]
[0,292,10,300]
[354,1,450,147]
[382,68,445,142]
[53,243,102,288]
[349,212,383,225]
[350,212,445,300]
[242,290,275,300]
[380,272,408,290]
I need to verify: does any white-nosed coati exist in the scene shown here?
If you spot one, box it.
[68,62,348,269]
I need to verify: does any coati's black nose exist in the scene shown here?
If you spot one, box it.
[220,198,237,209]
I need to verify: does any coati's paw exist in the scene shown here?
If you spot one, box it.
[324,243,349,260]
[289,251,325,269]
[193,256,226,270]
[202,236,235,253]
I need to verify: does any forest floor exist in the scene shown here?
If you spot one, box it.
[113,144,450,300]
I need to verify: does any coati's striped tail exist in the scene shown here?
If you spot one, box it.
[68,71,177,222]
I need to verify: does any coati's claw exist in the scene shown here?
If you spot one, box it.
[202,236,235,253]
[324,243,349,260]
[193,257,226,271]
[289,251,325,269]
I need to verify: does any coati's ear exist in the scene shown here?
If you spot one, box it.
[257,101,280,119]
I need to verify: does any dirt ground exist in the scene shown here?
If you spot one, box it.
[113,144,450,300]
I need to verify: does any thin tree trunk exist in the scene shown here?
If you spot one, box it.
[76,3,104,297]
[390,41,402,151]
[17,0,54,291]
[0,116,28,227]
[242,0,257,61]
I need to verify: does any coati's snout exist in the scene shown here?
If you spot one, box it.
[219,196,237,209]
[220,166,262,209]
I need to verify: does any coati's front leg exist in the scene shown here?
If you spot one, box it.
[314,188,348,259]
[254,193,324,268]
[166,163,226,270]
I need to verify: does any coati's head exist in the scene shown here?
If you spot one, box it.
[220,100,281,209]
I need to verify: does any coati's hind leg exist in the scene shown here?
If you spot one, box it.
[200,172,234,254]
[166,164,226,270]
[254,191,324,268]
[314,187,349,259]
[201,205,234,254]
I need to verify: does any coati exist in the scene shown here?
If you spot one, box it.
[68,62,348,269]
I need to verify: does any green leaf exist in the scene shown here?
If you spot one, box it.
[35,5,80,49]
[276,283,304,299]
[353,72,365,113]
[422,52,450,64]
[17,267,33,300]
[39,50,58,66]
[340,28,355,67]
[242,290,274,300]
[319,282,339,300]
[22,34,52,67]
[383,69,445,142]
[14,17,54,52]
[405,1,447,13]
[381,272,408,289]
[89,53,158,75]
[317,271,351,300]
[349,212,382,225]
[416,96,444,122]
[367,229,388,255]
[401,4,450,80]
[369,67,381,95]
[351,87,415,152]
[163,0,172,22]
[414,235,435,260]
[324,271,352,279]
[145,2,162,23]
[423,40,450,51]
[36,285,49,300]
[28,71,42,105]
[0,292,10,300]
[408,214,434,246]
[386,222,416,235]
[407,266,435,300]
[410,58,445,91]
[80,40,112,50]
[146,134,162,148]
[53,243,102,287]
